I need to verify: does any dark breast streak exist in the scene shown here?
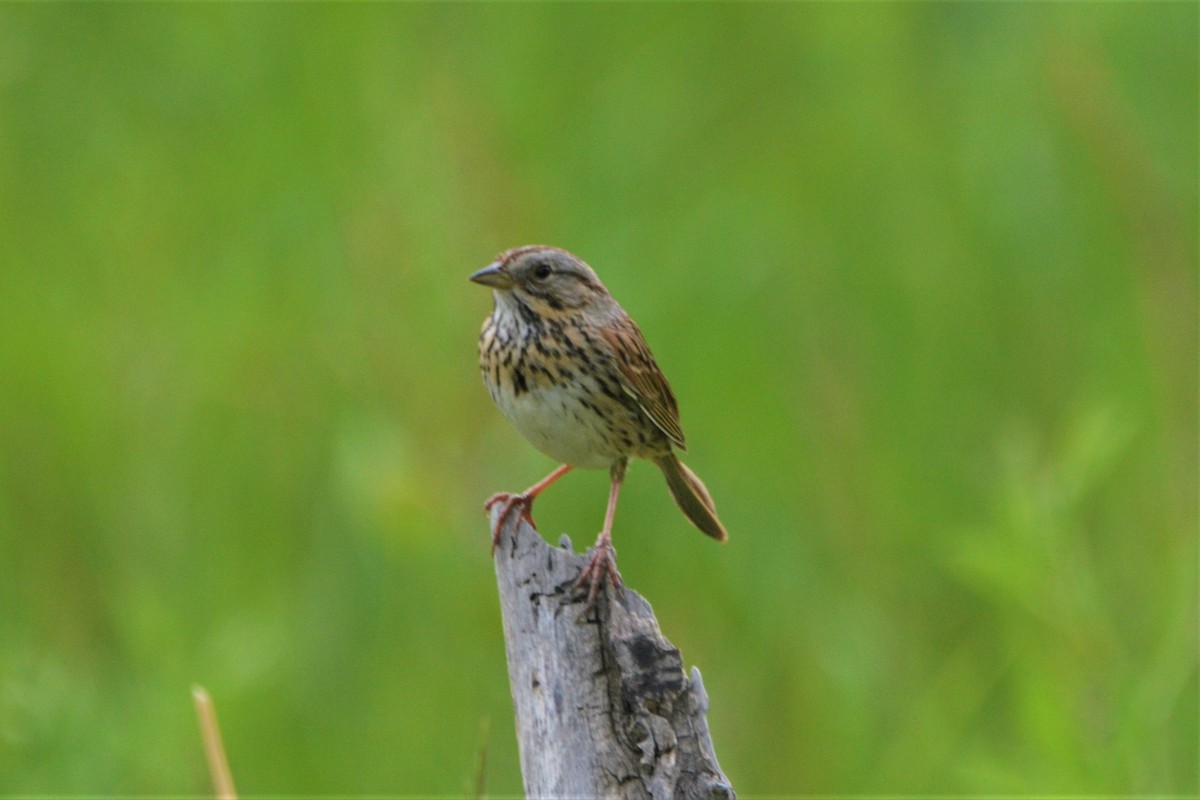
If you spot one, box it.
[479,308,669,458]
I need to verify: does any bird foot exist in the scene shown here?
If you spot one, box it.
[572,537,623,614]
[484,492,537,553]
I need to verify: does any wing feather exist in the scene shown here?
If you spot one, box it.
[601,319,687,450]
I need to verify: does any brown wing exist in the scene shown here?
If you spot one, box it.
[601,318,687,450]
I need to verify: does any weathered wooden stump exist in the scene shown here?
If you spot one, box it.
[490,503,736,800]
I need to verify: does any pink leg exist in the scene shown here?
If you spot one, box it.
[573,464,626,611]
[486,464,573,552]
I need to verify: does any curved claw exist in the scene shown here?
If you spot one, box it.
[572,538,623,613]
[483,465,571,554]
[485,492,537,554]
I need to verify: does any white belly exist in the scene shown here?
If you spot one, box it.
[493,383,620,469]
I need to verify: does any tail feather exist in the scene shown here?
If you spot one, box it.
[655,453,728,541]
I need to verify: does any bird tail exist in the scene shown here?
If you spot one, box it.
[655,452,728,542]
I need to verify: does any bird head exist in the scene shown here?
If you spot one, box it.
[469,245,611,318]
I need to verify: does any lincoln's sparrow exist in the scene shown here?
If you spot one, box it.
[471,245,726,607]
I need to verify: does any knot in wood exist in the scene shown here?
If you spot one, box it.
[616,632,686,710]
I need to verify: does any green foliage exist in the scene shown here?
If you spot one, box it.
[0,4,1194,795]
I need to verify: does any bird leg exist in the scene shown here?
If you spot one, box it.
[573,460,626,612]
[486,463,573,552]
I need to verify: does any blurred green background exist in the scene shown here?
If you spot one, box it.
[0,3,1195,796]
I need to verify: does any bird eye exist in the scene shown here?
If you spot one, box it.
[533,262,553,280]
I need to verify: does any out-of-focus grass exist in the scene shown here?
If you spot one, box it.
[0,4,1194,796]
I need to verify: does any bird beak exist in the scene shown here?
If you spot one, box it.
[468,261,514,289]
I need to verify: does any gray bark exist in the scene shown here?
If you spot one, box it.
[490,504,736,800]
